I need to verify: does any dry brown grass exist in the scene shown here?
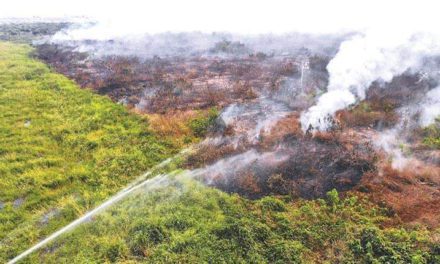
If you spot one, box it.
[204,87,228,107]
[260,114,302,148]
[185,143,246,168]
[266,173,291,195]
[275,61,299,76]
[236,172,262,195]
[232,81,258,100]
[313,131,338,143]
[138,110,203,147]
[360,159,440,228]
[336,106,398,129]
[147,111,195,137]
[186,69,199,79]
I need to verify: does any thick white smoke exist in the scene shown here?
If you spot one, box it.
[301,30,440,131]
[420,86,440,126]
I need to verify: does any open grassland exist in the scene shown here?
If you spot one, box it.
[0,42,182,261]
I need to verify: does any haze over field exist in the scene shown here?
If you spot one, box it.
[1,1,440,263]
[4,0,440,130]
[1,0,439,33]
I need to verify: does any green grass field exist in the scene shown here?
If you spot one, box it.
[0,42,180,261]
[0,42,438,263]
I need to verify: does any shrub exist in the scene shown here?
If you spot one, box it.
[267,174,290,195]
[265,240,303,264]
[350,227,426,263]
[188,108,218,138]
[326,189,340,209]
[214,218,256,252]
[128,222,168,256]
[259,196,287,212]
[423,119,440,149]
[164,215,193,231]
[105,239,129,262]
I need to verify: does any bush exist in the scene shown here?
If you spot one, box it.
[326,189,340,210]
[259,196,287,212]
[350,227,427,263]
[423,119,440,149]
[188,108,218,138]
[164,215,193,231]
[128,222,168,256]
[105,239,128,262]
[265,240,303,264]
[214,218,256,252]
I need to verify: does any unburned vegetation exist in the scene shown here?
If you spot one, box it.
[16,180,440,264]
[0,42,180,262]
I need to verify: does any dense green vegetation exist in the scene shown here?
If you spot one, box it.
[0,42,438,263]
[0,42,180,262]
[423,119,440,149]
[18,180,440,263]
[188,107,219,138]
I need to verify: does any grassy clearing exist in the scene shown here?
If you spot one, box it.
[0,42,180,261]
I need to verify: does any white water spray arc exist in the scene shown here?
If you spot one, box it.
[7,151,188,264]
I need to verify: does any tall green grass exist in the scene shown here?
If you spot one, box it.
[0,42,179,261]
[18,179,440,263]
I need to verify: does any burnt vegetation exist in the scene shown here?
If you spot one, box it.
[35,43,327,113]
[34,39,440,228]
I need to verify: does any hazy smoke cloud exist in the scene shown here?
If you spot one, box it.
[301,30,440,131]
[420,86,440,126]
[375,129,410,170]
[49,21,345,59]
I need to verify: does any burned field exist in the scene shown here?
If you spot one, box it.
[35,43,329,112]
[33,38,440,228]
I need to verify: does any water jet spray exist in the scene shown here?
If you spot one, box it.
[7,150,190,264]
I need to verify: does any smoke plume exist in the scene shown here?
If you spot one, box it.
[420,86,440,126]
[301,29,440,131]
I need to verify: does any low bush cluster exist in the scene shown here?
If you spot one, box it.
[423,119,440,149]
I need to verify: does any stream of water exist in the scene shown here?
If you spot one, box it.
[7,151,189,264]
